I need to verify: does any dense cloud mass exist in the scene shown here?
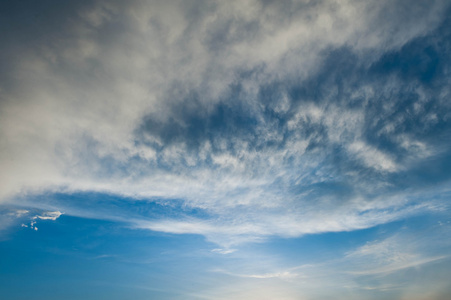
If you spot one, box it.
[1,0,451,247]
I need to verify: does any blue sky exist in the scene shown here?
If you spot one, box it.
[1,0,451,299]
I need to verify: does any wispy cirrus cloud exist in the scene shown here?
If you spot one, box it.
[206,222,451,299]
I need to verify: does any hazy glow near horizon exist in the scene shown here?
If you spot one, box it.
[1,1,451,299]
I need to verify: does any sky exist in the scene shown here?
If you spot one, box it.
[1,0,451,299]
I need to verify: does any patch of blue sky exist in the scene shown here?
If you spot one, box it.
[1,196,451,299]
[0,212,225,300]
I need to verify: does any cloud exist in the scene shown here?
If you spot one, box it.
[25,210,63,231]
[8,209,29,218]
[217,269,301,280]
[1,0,451,245]
[203,223,451,299]
[348,141,398,172]
[344,235,449,276]
[33,211,63,221]
[211,248,237,255]
[0,207,63,234]
[347,255,447,276]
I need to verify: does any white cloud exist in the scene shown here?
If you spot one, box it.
[230,270,300,280]
[9,209,29,218]
[342,232,451,278]
[348,141,398,172]
[14,210,64,231]
[202,226,451,299]
[211,248,237,255]
[1,0,446,200]
[0,0,450,245]
[126,197,431,247]
[346,255,448,276]
[34,211,63,221]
